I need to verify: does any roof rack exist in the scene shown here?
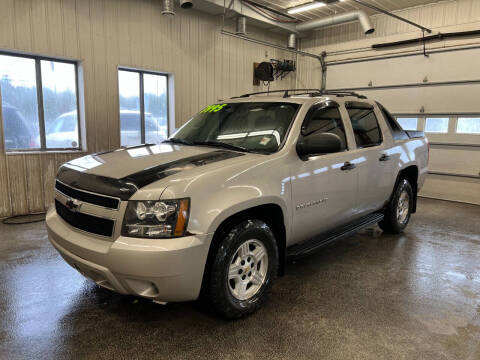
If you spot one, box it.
[321,90,367,99]
[231,89,367,99]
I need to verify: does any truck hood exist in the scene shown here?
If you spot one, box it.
[56,144,246,200]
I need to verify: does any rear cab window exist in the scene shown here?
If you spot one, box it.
[376,102,409,140]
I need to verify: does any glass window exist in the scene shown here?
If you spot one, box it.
[41,60,79,148]
[302,105,347,150]
[425,117,449,133]
[396,117,418,131]
[0,55,40,150]
[58,113,77,132]
[0,53,80,151]
[457,118,480,134]
[170,102,299,153]
[144,73,168,144]
[119,70,141,146]
[347,107,382,148]
[118,69,169,146]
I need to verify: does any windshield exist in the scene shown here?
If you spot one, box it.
[169,102,300,153]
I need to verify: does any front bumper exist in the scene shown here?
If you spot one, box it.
[46,207,212,302]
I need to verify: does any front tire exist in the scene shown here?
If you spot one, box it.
[379,178,414,234]
[206,219,278,319]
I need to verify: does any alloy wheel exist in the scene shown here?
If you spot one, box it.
[228,239,268,301]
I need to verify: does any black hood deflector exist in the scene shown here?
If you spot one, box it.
[56,150,244,200]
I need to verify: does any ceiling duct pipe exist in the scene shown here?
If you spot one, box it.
[194,1,374,36]
[236,16,247,35]
[287,33,297,49]
[179,0,193,9]
[161,0,175,15]
[296,10,374,35]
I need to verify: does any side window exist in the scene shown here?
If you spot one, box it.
[376,102,408,140]
[346,104,382,148]
[302,105,347,151]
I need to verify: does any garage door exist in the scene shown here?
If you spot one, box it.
[326,47,480,205]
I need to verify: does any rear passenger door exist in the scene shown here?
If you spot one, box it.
[344,101,393,214]
[290,101,358,243]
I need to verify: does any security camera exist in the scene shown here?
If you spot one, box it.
[179,0,193,9]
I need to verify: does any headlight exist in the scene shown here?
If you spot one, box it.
[121,198,190,238]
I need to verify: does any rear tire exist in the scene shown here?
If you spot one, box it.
[379,178,414,234]
[206,219,278,319]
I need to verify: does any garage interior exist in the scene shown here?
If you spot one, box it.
[0,0,479,359]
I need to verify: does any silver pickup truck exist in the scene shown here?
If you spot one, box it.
[46,90,429,319]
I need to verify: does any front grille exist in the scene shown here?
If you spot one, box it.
[55,180,119,209]
[55,200,115,237]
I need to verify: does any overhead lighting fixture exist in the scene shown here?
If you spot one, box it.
[287,1,326,14]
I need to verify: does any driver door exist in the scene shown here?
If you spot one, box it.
[290,102,358,244]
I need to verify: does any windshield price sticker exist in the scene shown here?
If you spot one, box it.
[200,104,227,113]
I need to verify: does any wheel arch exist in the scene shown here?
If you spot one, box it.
[199,203,287,299]
[391,165,419,213]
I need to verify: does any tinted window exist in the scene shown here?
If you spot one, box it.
[376,102,408,140]
[302,105,347,150]
[347,107,382,148]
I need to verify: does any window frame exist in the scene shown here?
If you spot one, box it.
[0,50,81,152]
[118,67,170,146]
[298,100,349,153]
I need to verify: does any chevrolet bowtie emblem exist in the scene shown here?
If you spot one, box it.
[65,198,82,212]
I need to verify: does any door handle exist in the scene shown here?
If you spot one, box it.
[379,154,391,162]
[341,161,356,171]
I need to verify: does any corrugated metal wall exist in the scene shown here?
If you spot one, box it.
[0,0,296,217]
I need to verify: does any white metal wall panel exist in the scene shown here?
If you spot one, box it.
[327,48,480,91]
[421,174,480,205]
[345,84,480,114]
[429,146,480,176]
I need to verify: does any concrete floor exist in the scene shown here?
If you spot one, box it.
[1,198,479,359]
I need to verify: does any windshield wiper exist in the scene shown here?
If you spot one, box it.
[163,138,194,146]
[165,138,265,154]
[192,141,251,153]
